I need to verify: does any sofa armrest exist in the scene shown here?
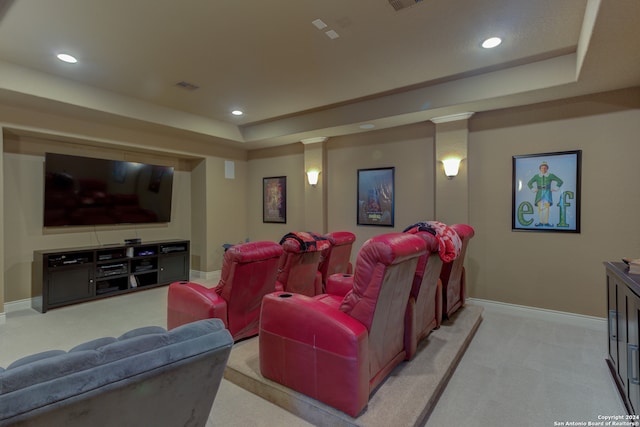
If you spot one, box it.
[259,292,369,417]
[167,282,227,329]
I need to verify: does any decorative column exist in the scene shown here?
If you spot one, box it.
[301,137,327,233]
[431,112,473,225]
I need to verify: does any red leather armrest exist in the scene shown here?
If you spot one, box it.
[274,281,284,292]
[326,273,353,297]
[167,282,227,329]
[259,292,369,417]
[260,292,367,348]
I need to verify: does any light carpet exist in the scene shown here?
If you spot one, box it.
[224,304,483,427]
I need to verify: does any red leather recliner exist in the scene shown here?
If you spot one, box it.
[275,232,331,297]
[441,223,475,319]
[166,241,283,341]
[259,232,427,417]
[402,229,443,360]
[318,231,356,288]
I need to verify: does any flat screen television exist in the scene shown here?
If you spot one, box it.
[44,153,174,227]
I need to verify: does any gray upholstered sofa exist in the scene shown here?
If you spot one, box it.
[0,318,233,427]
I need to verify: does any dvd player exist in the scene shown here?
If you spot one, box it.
[96,263,127,278]
[49,255,89,267]
[161,245,186,254]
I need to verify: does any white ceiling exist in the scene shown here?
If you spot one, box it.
[0,0,638,150]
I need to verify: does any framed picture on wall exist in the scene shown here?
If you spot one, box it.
[512,150,581,233]
[263,176,287,223]
[357,167,395,227]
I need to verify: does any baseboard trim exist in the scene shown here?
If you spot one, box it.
[4,298,33,313]
[467,298,606,331]
[1,298,36,323]
[189,270,219,280]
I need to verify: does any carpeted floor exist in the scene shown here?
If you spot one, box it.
[224,304,483,427]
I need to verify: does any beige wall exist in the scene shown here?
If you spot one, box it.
[303,141,327,232]
[2,88,639,319]
[247,145,305,243]
[326,123,437,256]
[245,122,437,257]
[467,89,640,317]
[2,137,192,302]
[245,123,437,260]
[190,159,207,272]
[205,156,249,270]
[434,119,470,225]
[0,101,249,308]
[189,157,249,273]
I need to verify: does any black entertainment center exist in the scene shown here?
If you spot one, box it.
[32,240,190,313]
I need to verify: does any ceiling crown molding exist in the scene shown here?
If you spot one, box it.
[301,137,328,144]
[430,112,475,124]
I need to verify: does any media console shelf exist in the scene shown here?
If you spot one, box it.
[32,240,190,313]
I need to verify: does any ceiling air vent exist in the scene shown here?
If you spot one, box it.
[388,0,424,12]
[175,81,200,90]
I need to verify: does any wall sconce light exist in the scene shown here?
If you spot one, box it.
[442,158,462,179]
[306,169,321,186]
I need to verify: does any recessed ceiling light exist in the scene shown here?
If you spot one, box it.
[231,110,243,116]
[481,37,502,49]
[56,53,77,63]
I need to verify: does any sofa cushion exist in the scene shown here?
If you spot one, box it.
[69,337,117,352]
[0,350,100,394]
[6,350,66,370]
[118,325,165,340]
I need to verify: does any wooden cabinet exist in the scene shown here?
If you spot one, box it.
[606,261,640,414]
[47,265,95,305]
[157,242,190,284]
[33,240,189,313]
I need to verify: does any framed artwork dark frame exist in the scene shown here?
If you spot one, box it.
[357,167,395,227]
[263,176,287,223]
[512,150,581,233]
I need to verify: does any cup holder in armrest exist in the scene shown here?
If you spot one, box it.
[279,293,293,298]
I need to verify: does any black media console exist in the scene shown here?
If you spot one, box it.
[32,239,190,313]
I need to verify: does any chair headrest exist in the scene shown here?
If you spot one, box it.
[324,231,356,246]
[225,241,283,263]
[450,223,475,240]
[358,232,426,266]
[403,221,463,262]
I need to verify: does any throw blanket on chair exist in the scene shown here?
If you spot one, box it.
[279,231,331,252]
[403,221,462,262]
